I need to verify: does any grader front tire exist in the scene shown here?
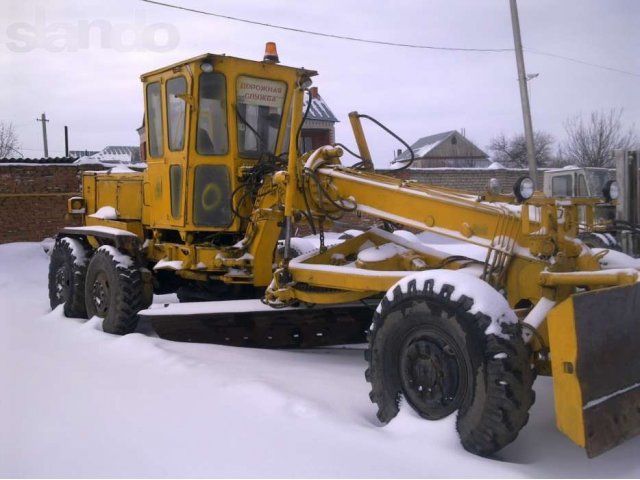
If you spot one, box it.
[366,274,535,457]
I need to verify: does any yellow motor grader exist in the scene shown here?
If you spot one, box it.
[49,44,640,458]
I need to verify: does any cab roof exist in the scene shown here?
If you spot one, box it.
[140,53,318,81]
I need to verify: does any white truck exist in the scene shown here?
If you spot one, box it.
[543,150,639,255]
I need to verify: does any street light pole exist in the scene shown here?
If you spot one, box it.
[526,73,539,105]
[509,0,537,189]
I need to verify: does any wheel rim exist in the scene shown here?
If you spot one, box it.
[399,326,468,420]
[54,266,70,303]
[90,272,110,317]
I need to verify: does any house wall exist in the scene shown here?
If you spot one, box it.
[0,164,104,244]
[410,132,488,168]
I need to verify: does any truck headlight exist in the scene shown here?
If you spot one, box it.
[603,180,619,201]
[513,176,534,202]
[487,177,501,195]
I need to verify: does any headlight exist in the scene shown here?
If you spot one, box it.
[487,177,501,195]
[513,176,534,202]
[603,180,619,201]
[67,196,86,214]
[298,76,313,90]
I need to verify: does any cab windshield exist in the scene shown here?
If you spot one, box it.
[236,75,287,158]
[585,169,610,198]
[197,72,228,156]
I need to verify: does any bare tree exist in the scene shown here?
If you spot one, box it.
[562,108,638,168]
[487,131,554,168]
[0,122,21,158]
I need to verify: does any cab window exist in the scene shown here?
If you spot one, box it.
[577,174,589,197]
[197,73,228,155]
[552,175,573,196]
[166,77,187,151]
[236,76,287,158]
[146,82,163,158]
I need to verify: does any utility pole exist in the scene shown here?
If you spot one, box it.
[509,0,537,189]
[37,113,49,158]
[64,126,69,157]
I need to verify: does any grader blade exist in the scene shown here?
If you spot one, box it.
[139,299,374,348]
[547,282,640,457]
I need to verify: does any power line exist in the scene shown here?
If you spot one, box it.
[141,0,640,77]
[140,0,513,53]
[524,48,640,78]
[20,147,67,153]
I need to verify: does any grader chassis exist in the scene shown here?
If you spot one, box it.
[49,45,640,458]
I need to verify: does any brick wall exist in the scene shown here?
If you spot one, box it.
[0,164,539,243]
[381,168,544,194]
[0,164,103,244]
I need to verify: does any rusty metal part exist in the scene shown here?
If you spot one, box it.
[574,283,640,457]
[548,281,640,457]
[583,385,640,458]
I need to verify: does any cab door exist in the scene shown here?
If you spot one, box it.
[164,74,190,228]
[143,72,191,229]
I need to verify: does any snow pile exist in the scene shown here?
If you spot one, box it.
[488,161,506,170]
[89,206,118,220]
[1,242,639,477]
[109,166,137,173]
[593,248,640,270]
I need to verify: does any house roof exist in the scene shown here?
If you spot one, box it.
[396,130,488,164]
[0,157,77,164]
[303,92,339,123]
[101,146,139,156]
[396,131,457,162]
[75,146,141,165]
[69,150,100,158]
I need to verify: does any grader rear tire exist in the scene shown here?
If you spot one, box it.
[48,237,89,319]
[85,247,145,335]
[366,273,535,457]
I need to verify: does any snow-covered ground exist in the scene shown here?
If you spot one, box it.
[1,242,639,478]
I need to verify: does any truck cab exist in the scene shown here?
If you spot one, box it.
[543,166,616,225]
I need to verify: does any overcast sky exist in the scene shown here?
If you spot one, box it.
[1,0,639,166]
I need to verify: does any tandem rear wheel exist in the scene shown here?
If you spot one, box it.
[48,237,89,319]
[84,246,150,335]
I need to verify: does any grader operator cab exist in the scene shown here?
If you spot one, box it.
[49,45,640,458]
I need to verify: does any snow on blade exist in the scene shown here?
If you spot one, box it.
[583,382,640,410]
